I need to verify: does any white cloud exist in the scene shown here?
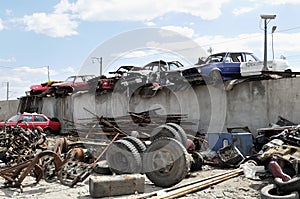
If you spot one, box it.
[0,57,16,63]
[22,12,78,37]
[13,66,49,75]
[61,66,76,74]
[251,0,300,5]
[5,9,12,16]
[161,26,196,38]
[62,0,230,21]
[0,18,4,31]
[233,6,256,15]
[145,21,156,26]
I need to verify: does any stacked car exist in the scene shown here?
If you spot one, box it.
[27,52,291,98]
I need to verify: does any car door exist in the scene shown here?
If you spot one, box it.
[33,115,48,129]
[73,76,87,91]
[241,53,263,76]
[221,53,242,78]
[19,115,34,129]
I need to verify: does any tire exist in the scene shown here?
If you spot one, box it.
[43,128,52,135]
[166,123,188,149]
[106,139,142,174]
[143,137,190,187]
[260,184,299,199]
[190,151,204,172]
[150,124,182,144]
[208,70,223,85]
[275,177,300,193]
[122,136,146,153]
[93,160,113,175]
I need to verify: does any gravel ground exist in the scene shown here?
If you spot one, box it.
[0,164,269,199]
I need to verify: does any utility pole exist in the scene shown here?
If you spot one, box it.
[47,65,50,81]
[6,82,9,101]
[260,14,276,71]
[92,57,103,76]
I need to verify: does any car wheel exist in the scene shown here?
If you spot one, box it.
[150,124,182,144]
[261,184,299,199]
[122,136,146,153]
[208,70,223,85]
[143,137,190,187]
[106,139,142,174]
[166,123,188,149]
[43,128,52,135]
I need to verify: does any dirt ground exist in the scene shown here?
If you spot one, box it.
[0,164,269,199]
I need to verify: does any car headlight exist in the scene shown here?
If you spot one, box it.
[197,68,202,74]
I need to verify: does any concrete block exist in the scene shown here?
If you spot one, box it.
[89,174,145,198]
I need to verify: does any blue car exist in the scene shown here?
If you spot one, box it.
[199,52,290,84]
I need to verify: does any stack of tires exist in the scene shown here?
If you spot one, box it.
[105,123,203,187]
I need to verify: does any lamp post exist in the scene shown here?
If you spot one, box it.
[260,14,276,71]
[92,57,103,76]
[271,26,277,60]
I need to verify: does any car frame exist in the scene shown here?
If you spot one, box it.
[88,66,140,94]
[120,60,184,87]
[0,112,61,134]
[27,80,62,96]
[52,75,96,97]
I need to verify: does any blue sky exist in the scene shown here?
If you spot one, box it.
[0,0,300,100]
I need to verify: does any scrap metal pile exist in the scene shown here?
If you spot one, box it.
[0,123,113,192]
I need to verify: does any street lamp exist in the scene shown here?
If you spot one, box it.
[91,57,103,76]
[271,26,277,60]
[260,14,276,70]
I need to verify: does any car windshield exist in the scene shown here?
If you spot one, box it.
[144,61,168,71]
[205,53,226,64]
[65,76,75,82]
[7,115,21,122]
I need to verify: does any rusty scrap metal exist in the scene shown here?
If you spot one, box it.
[57,132,120,187]
[0,150,63,192]
[131,168,243,199]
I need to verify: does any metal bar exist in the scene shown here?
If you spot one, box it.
[157,169,243,199]
[131,169,243,199]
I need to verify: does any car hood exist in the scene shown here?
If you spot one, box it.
[30,84,44,90]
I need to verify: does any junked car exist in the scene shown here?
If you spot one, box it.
[120,60,184,88]
[198,52,290,84]
[88,65,140,94]
[27,80,62,96]
[51,75,96,97]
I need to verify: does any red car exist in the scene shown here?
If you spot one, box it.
[0,113,61,134]
[52,75,95,97]
[88,66,140,94]
[28,80,62,96]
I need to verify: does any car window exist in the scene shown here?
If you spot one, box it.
[205,54,225,63]
[245,54,258,62]
[75,77,84,83]
[7,115,21,122]
[34,115,47,122]
[229,53,243,62]
[152,65,159,72]
[85,76,95,81]
[65,76,75,82]
[22,115,33,122]
[168,63,180,70]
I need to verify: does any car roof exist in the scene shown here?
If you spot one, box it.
[211,52,253,55]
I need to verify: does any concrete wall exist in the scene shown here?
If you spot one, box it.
[40,77,300,136]
[0,100,19,121]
